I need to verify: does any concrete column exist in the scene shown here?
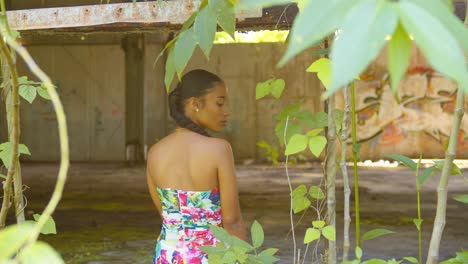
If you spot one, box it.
[122,34,145,163]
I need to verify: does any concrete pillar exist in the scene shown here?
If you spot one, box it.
[122,34,145,163]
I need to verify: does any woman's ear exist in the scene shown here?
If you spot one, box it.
[188,98,200,112]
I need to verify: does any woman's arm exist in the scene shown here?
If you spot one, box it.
[216,140,248,241]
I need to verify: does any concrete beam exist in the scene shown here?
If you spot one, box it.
[6,0,261,32]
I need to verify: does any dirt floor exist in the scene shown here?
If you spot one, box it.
[6,162,468,263]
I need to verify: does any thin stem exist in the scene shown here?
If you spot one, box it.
[0,23,70,250]
[0,37,20,227]
[284,116,297,264]
[341,85,351,261]
[326,92,337,264]
[416,158,422,263]
[426,88,464,264]
[350,81,361,247]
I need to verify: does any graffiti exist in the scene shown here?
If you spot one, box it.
[342,66,468,156]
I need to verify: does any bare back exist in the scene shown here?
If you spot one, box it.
[148,129,221,191]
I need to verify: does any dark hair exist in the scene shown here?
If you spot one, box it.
[168,69,223,137]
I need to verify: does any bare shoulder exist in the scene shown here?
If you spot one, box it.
[206,137,232,153]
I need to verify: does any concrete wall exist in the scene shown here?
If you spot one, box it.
[8,44,126,161]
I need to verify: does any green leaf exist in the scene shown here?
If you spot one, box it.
[403,257,419,263]
[164,48,176,91]
[210,225,233,246]
[292,196,310,213]
[0,222,35,259]
[19,85,37,104]
[329,0,398,94]
[275,120,302,146]
[309,185,325,200]
[173,29,198,76]
[256,141,271,150]
[388,22,411,95]
[408,0,468,51]
[256,79,272,100]
[270,79,285,99]
[274,103,302,121]
[17,241,64,264]
[306,58,331,89]
[200,245,225,255]
[278,0,358,66]
[37,85,51,100]
[307,58,332,89]
[194,6,217,58]
[355,246,363,260]
[299,111,328,128]
[413,218,423,231]
[33,214,57,235]
[251,220,264,248]
[209,0,236,39]
[231,235,254,251]
[308,135,327,157]
[453,194,468,204]
[304,228,320,243]
[306,129,323,137]
[0,143,31,169]
[285,134,308,155]
[222,251,237,263]
[418,166,436,185]
[312,220,325,229]
[388,154,417,170]
[293,184,307,197]
[398,1,468,92]
[362,228,395,241]
[258,248,279,264]
[322,225,336,241]
[181,11,198,31]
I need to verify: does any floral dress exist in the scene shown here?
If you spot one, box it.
[153,187,222,264]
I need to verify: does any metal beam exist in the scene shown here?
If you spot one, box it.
[6,0,261,32]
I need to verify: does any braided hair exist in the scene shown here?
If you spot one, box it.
[168,69,223,137]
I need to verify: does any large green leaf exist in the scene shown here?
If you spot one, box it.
[0,222,35,259]
[363,260,387,264]
[403,257,419,264]
[209,0,236,39]
[304,228,320,243]
[292,194,311,213]
[210,225,233,246]
[33,214,57,235]
[19,85,37,104]
[307,58,332,89]
[194,6,217,58]
[285,134,308,155]
[257,248,280,264]
[322,225,336,241]
[453,194,468,204]
[362,228,395,241]
[164,48,176,91]
[308,135,327,157]
[388,154,417,170]
[329,0,397,94]
[278,0,358,66]
[388,23,411,95]
[398,1,468,92]
[173,29,198,76]
[37,85,51,100]
[17,241,64,264]
[251,220,264,248]
[408,0,468,51]
[312,220,325,229]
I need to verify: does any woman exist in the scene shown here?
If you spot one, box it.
[146,69,247,263]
